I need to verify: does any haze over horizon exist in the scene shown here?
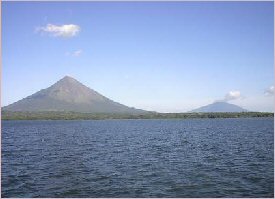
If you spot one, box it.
[2,2,274,112]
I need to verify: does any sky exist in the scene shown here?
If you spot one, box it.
[2,2,274,112]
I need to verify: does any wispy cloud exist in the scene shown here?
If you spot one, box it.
[264,86,274,96]
[36,24,80,38]
[72,49,82,57]
[65,49,83,57]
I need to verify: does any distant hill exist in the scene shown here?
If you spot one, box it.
[191,101,248,112]
[2,76,146,114]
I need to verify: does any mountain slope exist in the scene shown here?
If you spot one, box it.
[3,76,146,114]
[191,101,247,112]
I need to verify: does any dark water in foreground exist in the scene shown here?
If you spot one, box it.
[2,118,274,197]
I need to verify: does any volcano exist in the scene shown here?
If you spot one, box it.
[3,76,146,114]
[191,101,247,112]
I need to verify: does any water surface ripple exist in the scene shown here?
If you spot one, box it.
[2,118,274,197]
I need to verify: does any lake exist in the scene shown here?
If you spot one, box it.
[1,118,274,197]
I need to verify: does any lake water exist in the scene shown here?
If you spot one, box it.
[1,118,274,197]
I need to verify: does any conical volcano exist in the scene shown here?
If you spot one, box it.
[191,101,247,112]
[3,76,146,114]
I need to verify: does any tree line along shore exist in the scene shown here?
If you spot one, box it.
[1,111,273,120]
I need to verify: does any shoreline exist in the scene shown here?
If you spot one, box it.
[2,111,274,120]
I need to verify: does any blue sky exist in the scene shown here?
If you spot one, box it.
[2,2,274,112]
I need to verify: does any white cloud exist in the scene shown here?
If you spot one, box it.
[216,90,242,102]
[65,49,83,57]
[36,24,80,38]
[264,86,274,96]
[224,90,241,101]
[72,50,82,56]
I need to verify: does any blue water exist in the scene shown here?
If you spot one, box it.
[1,118,274,197]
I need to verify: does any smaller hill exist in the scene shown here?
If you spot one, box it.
[191,101,247,113]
